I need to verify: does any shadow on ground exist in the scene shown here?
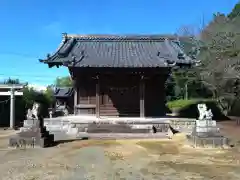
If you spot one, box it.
[52,137,89,147]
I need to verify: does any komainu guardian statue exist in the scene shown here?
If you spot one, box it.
[197,104,213,120]
[26,102,41,120]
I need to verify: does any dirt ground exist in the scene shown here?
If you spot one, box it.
[218,120,240,142]
[0,128,239,180]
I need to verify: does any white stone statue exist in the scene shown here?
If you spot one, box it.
[197,104,213,120]
[26,109,33,120]
[32,103,40,120]
[205,109,213,120]
[26,102,40,120]
[49,110,53,119]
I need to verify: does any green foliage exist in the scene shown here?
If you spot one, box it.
[166,67,212,101]
[228,2,240,19]
[44,87,54,105]
[195,2,240,115]
[167,99,228,120]
[22,86,54,109]
[22,87,38,108]
[55,76,72,87]
[167,99,214,110]
[22,86,55,118]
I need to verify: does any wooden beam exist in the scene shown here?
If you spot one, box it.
[74,80,78,114]
[96,76,100,118]
[0,91,23,96]
[140,76,145,117]
[0,85,24,89]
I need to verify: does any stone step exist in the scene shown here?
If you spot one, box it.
[77,133,167,139]
[87,124,147,133]
[87,128,151,133]
[86,123,167,133]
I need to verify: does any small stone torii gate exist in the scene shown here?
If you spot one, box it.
[0,84,23,129]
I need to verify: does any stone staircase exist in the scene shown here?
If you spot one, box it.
[99,104,140,117]
[19,117,172,141]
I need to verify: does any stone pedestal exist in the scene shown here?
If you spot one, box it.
[194,120,219,136]
[9,118,54,148]
[187,120,229,148]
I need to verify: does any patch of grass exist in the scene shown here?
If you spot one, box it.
[136,141,179,155]
[148,161,239,179]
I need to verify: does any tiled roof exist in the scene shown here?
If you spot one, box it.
[40,34,194,68]
[54,87,73,98]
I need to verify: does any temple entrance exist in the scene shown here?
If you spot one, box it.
[100,82,140,117]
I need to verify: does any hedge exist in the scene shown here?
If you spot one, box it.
[167,99,215,110]
[166,99,229,120]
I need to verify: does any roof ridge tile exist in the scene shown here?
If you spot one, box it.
[62,33,179,41]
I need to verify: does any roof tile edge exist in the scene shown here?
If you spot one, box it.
[62,33,179,41]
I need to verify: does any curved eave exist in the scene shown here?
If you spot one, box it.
[39,58,194,69]
[39,33,69,68]
[39,59,64,68]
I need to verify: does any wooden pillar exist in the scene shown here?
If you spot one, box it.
[74,82,78,115]
[96,76,100,118]
[140,76,145,117]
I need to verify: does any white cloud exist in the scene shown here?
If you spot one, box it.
[28,84,47,92]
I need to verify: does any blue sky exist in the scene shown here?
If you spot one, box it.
[0,0,238,86]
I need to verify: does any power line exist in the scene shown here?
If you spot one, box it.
[0,51,44,59]
[0,73,67,78]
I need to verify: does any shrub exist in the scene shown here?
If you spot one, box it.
[166,99,229,120]
[167,99,214,110]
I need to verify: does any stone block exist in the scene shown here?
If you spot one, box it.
[196,120,216,127]
[167,128,174,139]
[195,126,219,133]
[9,125,54,148]
[187,135,229,148]
[67,127,79,135]
[9,136,35,148]
[23,120,35,126]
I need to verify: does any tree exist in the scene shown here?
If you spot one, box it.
[172,23,208,100]
[228,2,240,19]
[54,76,72,87]
[175,9,240,115]
[3,78,21,84]
[193,11,240,115]
[44,86,54,107]
[199,31,240,114]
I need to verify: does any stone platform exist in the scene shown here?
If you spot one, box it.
[17,115,201,145]
[186,134,229,148]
